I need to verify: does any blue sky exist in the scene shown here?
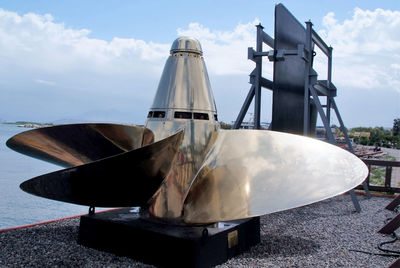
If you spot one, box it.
[0,1,399,127]
[1,0,398,42]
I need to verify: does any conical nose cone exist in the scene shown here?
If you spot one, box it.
[149,37,217,113]
[170,36,202,55]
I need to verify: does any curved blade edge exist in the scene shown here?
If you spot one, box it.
[183,130,368,224]
[20,130,183,207]
[7,123,153,167]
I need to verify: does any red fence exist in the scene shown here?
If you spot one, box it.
[356,159,400,193]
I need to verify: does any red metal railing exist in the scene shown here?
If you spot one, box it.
[357,159,400,193]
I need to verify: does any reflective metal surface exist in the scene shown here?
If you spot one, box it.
[146,120,218,219]
[170,36,202,55]
[7,37,369,226]
[20,130,183,207]
[145,37,219,220]
[6,123,153,167]
[149,38,217,113]
[182,130,368,224]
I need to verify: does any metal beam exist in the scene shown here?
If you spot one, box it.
[327,47,333,88]
[303,22,312,136]
[311,29,330,56]
[326,96,331,127]
[233,85,255,129]
[313,80,337,97]
[261,31,274,48]
[330,97,371,199]
[260,77,273,90]
[309,86,335,143]
[349,189,361,212]
[254,24,263,130]
[330,98,353,152]
[249,75,273,90]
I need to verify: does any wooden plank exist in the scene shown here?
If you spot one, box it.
[386,194,400,211]
[386,166,393,188]
[355,185,400,193]
[363,159,400,167]
[388,259,400,268]
[379,214,400,234]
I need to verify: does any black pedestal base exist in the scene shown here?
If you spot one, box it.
[78,208,260,268]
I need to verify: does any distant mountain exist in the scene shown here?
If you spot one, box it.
[51,109,145,125]
[51,118,94,125]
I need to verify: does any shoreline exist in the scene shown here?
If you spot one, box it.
[2,122,53,128]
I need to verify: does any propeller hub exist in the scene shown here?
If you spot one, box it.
[170,37,202,55]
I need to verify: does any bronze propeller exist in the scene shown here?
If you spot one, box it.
[7,37,368,225]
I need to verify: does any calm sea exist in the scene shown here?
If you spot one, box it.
[0,124,88,229]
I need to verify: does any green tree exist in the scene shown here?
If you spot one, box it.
[220,122,232,129]
[350,124,400,149]
[352,136,360,144]
[351,127,371,132]
[369,127,389,146]
[360,136,369,145]
[393,118,400,136]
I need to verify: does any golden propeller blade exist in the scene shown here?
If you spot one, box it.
[183,130,368,224]
[6,123,154,167]
[19,130,183,207]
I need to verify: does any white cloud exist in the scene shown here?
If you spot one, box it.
[177,20,259,75]
[0,9,262,123]
[35,79,55,86]
[0,8,170,78]
[0,7,397,127]
[0,8,173,123]
[317,8,400,92]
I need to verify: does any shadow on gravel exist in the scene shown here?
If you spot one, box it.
[10,225,79,242]
[1,223,319,266]
[238,234,319,258]
[1,224,156,267]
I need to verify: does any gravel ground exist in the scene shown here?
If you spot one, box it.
[0,194,398,267]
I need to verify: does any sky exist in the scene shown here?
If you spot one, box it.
[0,0,399,128]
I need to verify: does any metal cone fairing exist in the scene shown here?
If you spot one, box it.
[145,37,219,219]
[6,37,368,225]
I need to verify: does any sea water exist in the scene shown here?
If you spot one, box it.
[0,124,88,229]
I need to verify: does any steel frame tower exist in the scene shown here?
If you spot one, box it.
[233,4,370,211]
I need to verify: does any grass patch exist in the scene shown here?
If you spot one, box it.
[369,166,385,186]
[384,155,397,161]
[368,155,398,187]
